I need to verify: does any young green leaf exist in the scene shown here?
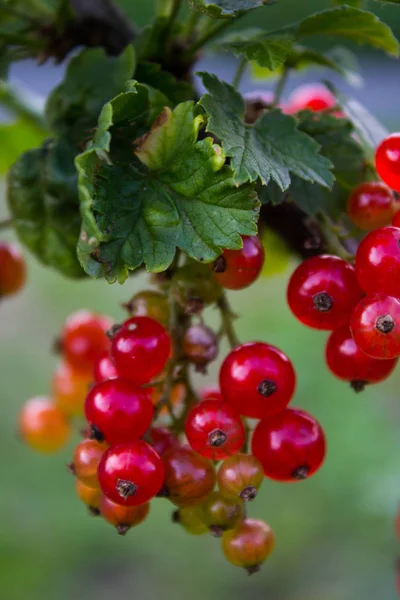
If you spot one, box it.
[295,6,399,57]
[216,32,294,70]
[198,72,333,190]
[76,83,259,283]
[187,0,268,19]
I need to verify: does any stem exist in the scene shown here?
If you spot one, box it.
[316,213,354,262]
[0,218,13,231]
[232,57,247,90]
[217,293,240,349]
[187,19,232,56]
[272,67,289,108]
[185,9,202,38]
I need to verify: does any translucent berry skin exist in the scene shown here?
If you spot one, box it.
[347,182,397,231]
[375,133,400,192]
[71,439,108,488]
[148,427,179,456]
[355,226,400,297]
[350,293,400,359]
[201,491,244,536]
[212,235,264,290]
[93,351,119,383]
[185,400,245,460]
[76,480,101,512]
[52,362,92,416]
[110,316,170,385]
[221,519,275,574]
[173,505,208,536]
[19,397,71,453]
[163,446,216,507]
[219,342,296,419]
[251,408,326,482]
[200,385,224,402]
[0,241,26,296]
[61,310,113,374]
[326,324,398,388]
[99,495,149,535]
[182,324,218,367]
[84,378,154,445]
[125,290,170,326]
[98,441,164,507]
[285,84,335,114]
[288,255,362,330]
[217,454,264,502]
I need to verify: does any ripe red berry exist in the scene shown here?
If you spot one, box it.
[219,342,296,419]
[200,385,223,402]
[148,427,179,456]
[84,377,154,445]
[70,439,108,488]
[172,505,209,536]
[93,351,119,383]
[326,324,398,391]
[347,182,397,231]
[124,290,170,326]
[287,255,362,330]
[221,518,275,574]
[19,397,71,453]
[355,226,400,296]
[0,241,26,297]
[201,491,244,537]
[110,316,170,385]
[285,83,336,114]
[251,408,326,482]
[350,293,400,359]
[99,495,149,535]
[98,441,164,507]
[217,454,264,502]
[392,210,400,228]
[52,361,92,416]
[60,310,113,374]
[375,133,400,192]
[185,400,245,460]
[212,235,264,290]
[76,480,101,515]
[163,446,216,507]
[182,324,218,368]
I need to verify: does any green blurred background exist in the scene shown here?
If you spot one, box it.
[1,1,400,599]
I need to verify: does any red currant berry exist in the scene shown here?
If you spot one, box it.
[172,505,209,536]
[375,133,400,192]
[93,351,119,383]
[350,293,400,359]
[61,310,113,374]
[201,491,244,537]
[110,316,170,385]
[182,324,218,369]
[355,226,400,296]
[251,408,326,482]
[185,400,245,460]
[84,377,153,445]
[221,518,275,574]
[212,235,264,290]
[163,446,216,507]
[392,210,400,228]
[124,290,170,326]
[287,255,362,330]
[326,324,398,391]
[217,454,264,502]
[148,427,179,456]
[99,495,149,535]
[200,385,223,402]
[98,440,164,506]
[19,397,71,453]
[52,361,92,417]
[69,439,108,488]
[219,342,296,419]
[76,480,101,515]
[347,182,398,231]
[285,83,336,114]
[0,241,26,297]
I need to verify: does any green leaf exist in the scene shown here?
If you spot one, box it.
[198,72,333,190]
[331,0,362,6]
[0,118,46,174]
[187,0,268,19]
[216,32,294,70]
[7,139,84,278]
[295,7,399,57]
[134,62,194,104]
[286,46,362,87]
[76,84,259,283]
[45,45,135,143]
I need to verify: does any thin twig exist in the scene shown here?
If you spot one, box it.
[232,56,247,90]
[217,293,240,349]
[272,67,289,108]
